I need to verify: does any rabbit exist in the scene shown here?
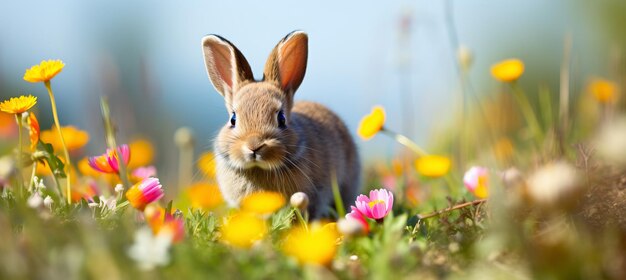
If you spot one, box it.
[201,31,360,218]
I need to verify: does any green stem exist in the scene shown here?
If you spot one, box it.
[45,81,71,205]
[294,208,308,231]
[14,113,23,198]
[100,97,131,190]
[511,83,543,143]
[380,128,428,157]
[29,161,37,192]
[331,171,345,218]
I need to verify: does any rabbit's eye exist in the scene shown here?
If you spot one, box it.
[277,110,286,129]
[230,112,236,127]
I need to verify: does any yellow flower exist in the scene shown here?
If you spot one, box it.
[23,60,65,83]
[415,155,451,178]
[240,191,286,215]
[491,59,524,82]
[283,223,340,266]
[493,137,514,163]
[128,138,155,169]
[186,182,224,211]
[40,125,89,152]
[588,78,618,104]
[220,212,268,248]
[197,152,216,178]
[0,95,37,114]
[357,106,385,140]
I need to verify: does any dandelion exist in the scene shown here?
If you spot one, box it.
[125,177,164,211]
[0,95,37,114]
[197,152,216,178]
[491,58,524,82]
[353,188,394,221]
[186,182,224,211]
[24,59,71,204]
[357,106,385,140]
[127,227,172,271]
[588,78,618,104]
[283,223,340,266]
[414,155,451,178]
[240,191,286,215]
[220,212,268,248]
[40,125,89,152]
[27,113,40,151]
[23,60,65,83]
[128,138,155,169]
[88,144,131,174]
[463,166,489,199]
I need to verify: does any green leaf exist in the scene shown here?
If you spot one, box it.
[37,141,66,178]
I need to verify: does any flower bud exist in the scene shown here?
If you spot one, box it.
[289,192,309,210]
[337,217,365,237]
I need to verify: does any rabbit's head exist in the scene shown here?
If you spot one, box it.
[202,31,308,171]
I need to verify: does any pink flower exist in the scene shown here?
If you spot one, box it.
[126,177,164,210]
[88,144,131,174]
[346,206,370,233]
[132,166,157,180]
[463,166,489,198]
[354,188,394,221]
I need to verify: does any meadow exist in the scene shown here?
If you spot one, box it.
[1,31,626,280]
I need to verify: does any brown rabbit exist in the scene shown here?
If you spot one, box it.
[201,31,360,218]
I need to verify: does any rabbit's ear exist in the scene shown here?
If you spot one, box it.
[263,31,308,96]
[202,35,254,98]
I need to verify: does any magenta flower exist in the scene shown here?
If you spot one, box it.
[346,206,370,233]
[463,166,489,198]
[125,177,164,210]
[354,188,394,221]
[132,166,157,180]
[88,144,131,174]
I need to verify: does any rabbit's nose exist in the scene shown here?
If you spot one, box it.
[246,143,266,160]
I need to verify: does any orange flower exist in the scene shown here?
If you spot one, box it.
[357,106,386,140]
[186,182,224,211]
[491,59,524,82]
[23,60,65,83]
[128,138,155,169]
[0,95,37,114]
[0,112,17,138]
[40,125,89,152]
[588,78,618,104]
[27,113,40,151]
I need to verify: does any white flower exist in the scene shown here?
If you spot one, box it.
[128,227,172,270]
[43,196,54,208]
[337,217,365,237]
[114,184,124,193]
[289,192,309,210]
[527,161,581,207]
[594,117,626,167]
[99,196,117,210]
[27,193,43,208]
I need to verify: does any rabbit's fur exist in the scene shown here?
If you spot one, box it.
[201,31,360,218]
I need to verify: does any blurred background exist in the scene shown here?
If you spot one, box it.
[1,0,625,187]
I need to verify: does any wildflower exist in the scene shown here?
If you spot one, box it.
[27,113,40,151]
[23,60,65,83]
[290,192,309,210]
[354,188,394,221]
[463,166,489,199]
[144,204,185,244]
[43,196,53,208]
[126,177,164,211]
[527,161,581,208]
[159,217,185,244]
[594,117,626,167]
[128,138,155,169]
[220,212,268,248]
[0,95,37,114]
[40,125,89,152]
[197,152,216,178]
[491,58,524,82]
[283,223,340,266]
[88,144,131,174]
[132,166,157,181]
[588,78,618,104]
[240,191,286,215]
[186,182,224,211]
[357,106,385,140]
[345,206,370,233]
[27,193,44,208]
[338,216,366,236]
[127,227,172,271]
[414,155,451,178]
